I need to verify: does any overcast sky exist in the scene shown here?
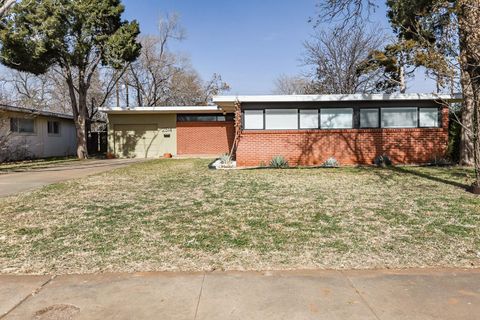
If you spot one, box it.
[124,0,436,95]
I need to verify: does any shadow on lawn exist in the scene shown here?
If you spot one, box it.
[387,166,471,191]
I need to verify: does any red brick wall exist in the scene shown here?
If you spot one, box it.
[177,121,235,155]
[236,107,449,167]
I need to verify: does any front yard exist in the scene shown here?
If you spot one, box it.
[0,159,479,274]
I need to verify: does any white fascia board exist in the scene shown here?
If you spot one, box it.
[213,93,463,104]
[99,106,223,114]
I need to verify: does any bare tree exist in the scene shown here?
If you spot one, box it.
[273,74,311,94]
[0,0,16,17]
[303,24,386,94]
[124,14,229,106]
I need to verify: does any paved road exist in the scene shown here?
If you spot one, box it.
[0,269,479,319]
[0,159,145,197]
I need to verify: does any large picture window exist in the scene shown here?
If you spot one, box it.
[320,108,353,129]
[381,108,418,128]
[244,110,264,130]
[299,109,319,129]
[10,118,35,133]
[360,109,379,128]
[265,109,298,130]
[419,108,439,127]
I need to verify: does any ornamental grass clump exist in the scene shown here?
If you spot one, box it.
[323,157,339,168]
[269,156,289,168]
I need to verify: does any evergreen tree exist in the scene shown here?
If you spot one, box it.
[0,0,141,158]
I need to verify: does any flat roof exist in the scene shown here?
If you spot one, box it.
[0,104,74,120]
[213,93,463,108]
[100,105,224,114]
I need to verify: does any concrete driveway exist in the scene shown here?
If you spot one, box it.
[0,158,146,197]
[0,269,479,320]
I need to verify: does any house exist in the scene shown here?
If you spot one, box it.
[0,105,77,162]
[101,93,461,166]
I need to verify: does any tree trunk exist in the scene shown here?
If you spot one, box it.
[459,68,475,166]
[457,0,480,189]
[474,89,480,188]
[66,75,89,159]
[74,114,88,159]
[77,86,89,159]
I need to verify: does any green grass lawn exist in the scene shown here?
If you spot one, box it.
[0,159,479,274]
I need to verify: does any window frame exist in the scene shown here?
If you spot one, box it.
[418,107,440,128]
[242,109,265,130]
[9,117,36,135]
[380,107,419,129]
[264,108,299,130]
[299,109,320,129]
[240,106,441,131]
[47,120,61,136]
[359,108,381,129]
[320,108,354,129]
[176,114,234,122]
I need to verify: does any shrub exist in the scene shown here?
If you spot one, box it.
[269,156,289,168]
[374,155,392,167]
[323,157,339,168]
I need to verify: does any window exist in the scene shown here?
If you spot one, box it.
[177,114,234,122]
[265,109,298,130]
[419,108,439,127]
[320,108,353,129]
[244,110,264,129]
[48,121,60,134]
[381,108,418,128]
[10,118,35,133]
[300,109,319,129]
[360,109,380,128]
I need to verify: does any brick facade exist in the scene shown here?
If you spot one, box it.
[177,121,235,155]
[235,107,449,167]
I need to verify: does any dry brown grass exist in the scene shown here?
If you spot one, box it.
[0,159,479,274]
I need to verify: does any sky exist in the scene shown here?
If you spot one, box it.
[122,0,436,95]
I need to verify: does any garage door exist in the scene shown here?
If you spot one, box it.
[114,124,163,158]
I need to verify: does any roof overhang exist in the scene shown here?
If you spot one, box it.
[213,93,463,109]
[0,104,74,120]
[99,105,227,115]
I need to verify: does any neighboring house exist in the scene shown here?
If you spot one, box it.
[0,105,77,162]
[101,93,461,166]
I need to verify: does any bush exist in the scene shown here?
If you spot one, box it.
[323,157,339,168]
[374,155,392,167]
[269,156,289,168]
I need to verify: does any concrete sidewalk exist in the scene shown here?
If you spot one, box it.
[0,158,145,197]
[1,269,479,320]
